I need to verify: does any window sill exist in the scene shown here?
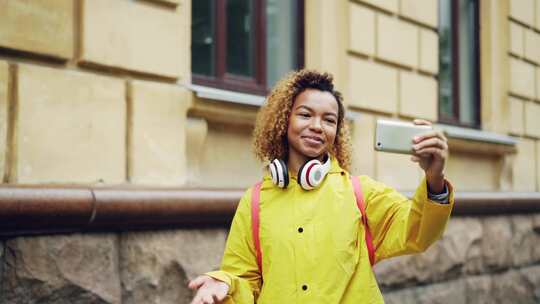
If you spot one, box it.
[188,84,266,107]
[437,124,517,155]
[188,84,359,121]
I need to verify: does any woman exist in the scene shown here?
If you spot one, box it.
[189,70,453,303]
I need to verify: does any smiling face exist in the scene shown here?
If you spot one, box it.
[287,89,339,164]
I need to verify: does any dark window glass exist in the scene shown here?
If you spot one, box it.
[266,0,299,88]
[192,0,215,76]
[457,0,479,126]
[227,0,254,77]
[439,0,453,118]
[438,0,480,128]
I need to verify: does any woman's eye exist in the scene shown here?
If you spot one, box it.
[298,113,310,118]
[325,118,336,124]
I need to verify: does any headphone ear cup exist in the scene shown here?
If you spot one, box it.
[297,161,308,186]
[298,159,321,190]
[278,159,289,188]
[270,159,289,188]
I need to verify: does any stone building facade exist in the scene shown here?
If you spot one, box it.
[0,0,539,303]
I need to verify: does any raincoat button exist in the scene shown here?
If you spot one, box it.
[302,285,308,291]
[298,227,304,233]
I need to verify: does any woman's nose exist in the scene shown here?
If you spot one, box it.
[309,117,323,131]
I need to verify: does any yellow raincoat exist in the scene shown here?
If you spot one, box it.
[207,158,454,303]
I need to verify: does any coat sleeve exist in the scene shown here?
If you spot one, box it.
[359,176,454,263]
[205,188,262,303]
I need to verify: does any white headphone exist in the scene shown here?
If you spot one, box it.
[269,154,332,190]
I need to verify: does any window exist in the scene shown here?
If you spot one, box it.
[439,0,480,128]
[192,0,304,95]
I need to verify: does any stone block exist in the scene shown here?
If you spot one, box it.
[0,0,73,59]
[349,2,375,56]
[481,217,512,270]
[510,0,535,27]
[538,141,540,192]
[375,148,421,191]
[186,117,208,186]
[399,0,438,28]
[399,71,437,121]
[535,222,540,270]
[524,101,540,138]
[454,218,485,274]
[383,288,417,304]
[445,152,499,191]
[509,21,525,56]
[347,57,398,114]
[419,29,439,74]
[537,0,540,30]
[350,113,375,177]
[2,234,121,304]
[376,217,483,286]
[377,14,418,68]
[509,96,525,135]
[129,81,191,186]
[355,0,398,13]
[537,68,540,99]
[198,122,261,188]
[524,29,540,64]
[304,0,348,88]
[510,215,536,266]
[375,254,416,288]
[465,275,493,304]
[81,0,184,78]
[510,57,536,99]
[415,279,466,304]
[0,61,8,181]
[120,229,227,304]
[492,270,537,303]
[513,138,537,191]
[521,265,540,301]
[535,211,540,233]
[17,64,125,184]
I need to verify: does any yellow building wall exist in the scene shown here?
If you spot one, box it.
[0,0,538,193]
[0,0,192,187]
[508,0,540,191]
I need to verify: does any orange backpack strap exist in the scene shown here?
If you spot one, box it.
[251,182,263,274]
[350,176,376,266]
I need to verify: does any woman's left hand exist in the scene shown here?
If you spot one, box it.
[410,119,448,193]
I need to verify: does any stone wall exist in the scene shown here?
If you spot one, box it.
[1,214,539,303]
[378,214,540,303]
[0,230,227,304]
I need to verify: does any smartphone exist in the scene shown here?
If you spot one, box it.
[374,119,433,154]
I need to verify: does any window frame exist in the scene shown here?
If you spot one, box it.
[438,0,481,129]
[192,0,305,96]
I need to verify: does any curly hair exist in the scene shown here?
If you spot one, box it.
[253,69,352,170]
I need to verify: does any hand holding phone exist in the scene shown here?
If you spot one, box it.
[374,119,433,154]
